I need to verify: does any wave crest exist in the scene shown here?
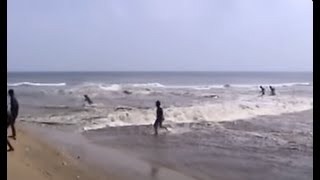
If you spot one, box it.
[24,95,312,131]
[8,82,66,87]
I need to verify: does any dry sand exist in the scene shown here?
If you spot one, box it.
[7,127,113,180]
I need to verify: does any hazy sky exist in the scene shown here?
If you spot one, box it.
[7,0,313,72]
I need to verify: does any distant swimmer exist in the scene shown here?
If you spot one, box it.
[259,86,265,96]
[153,100,168,135]
[269,86,276,96]
[84,94,93,105]
[8,89,19,140]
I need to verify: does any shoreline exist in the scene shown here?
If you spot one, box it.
[10,125,199,180]
[7,127,114,180]
[15,109,313,180]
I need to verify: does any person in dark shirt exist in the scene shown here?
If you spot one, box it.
[8,89,19,140]
[153,100,168,135]
[269,86,276,96]
[259,86,265,96]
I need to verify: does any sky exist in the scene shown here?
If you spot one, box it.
[7,0,313,72]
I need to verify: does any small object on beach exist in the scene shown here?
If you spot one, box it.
[62,161,67,166]
[25,147,30,152]
[77,175,80,179]
[77,156,80,159]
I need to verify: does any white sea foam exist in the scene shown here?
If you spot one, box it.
[131,83,166,88]
[8,82,310,98]
[92,96,311,129]
[8,82,66,87]
[24,95,311,131]
[61,82,312,95]
[99,84,122,91]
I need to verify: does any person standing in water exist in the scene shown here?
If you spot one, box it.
[153,100,168,135]
[259,86,265,96]
[8,89,19,140]
[269,86,276,96]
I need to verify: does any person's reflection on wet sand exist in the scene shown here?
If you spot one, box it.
[150,166,159,179]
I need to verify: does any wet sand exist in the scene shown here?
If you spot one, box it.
[22,110,313,180]
[19,125,199,180]
[7,127,111,180]
[83,110,313,180]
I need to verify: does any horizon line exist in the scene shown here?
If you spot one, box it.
[7,70,313,73]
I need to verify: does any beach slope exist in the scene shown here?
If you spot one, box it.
[7,128,107,180]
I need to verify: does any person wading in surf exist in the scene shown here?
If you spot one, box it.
[269,86,276,96]
[153,100,168,135]
[259,86,265,96]
[83,94,93,105]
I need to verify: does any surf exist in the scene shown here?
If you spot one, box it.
[7,82,67,87]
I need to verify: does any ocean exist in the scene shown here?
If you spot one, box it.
[7,71,312,130]
[8,71,313,180]
[8,71,312,86]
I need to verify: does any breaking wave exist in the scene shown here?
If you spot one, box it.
[7,81,311,92]
[7,82,67,87]
[22,95,313,131]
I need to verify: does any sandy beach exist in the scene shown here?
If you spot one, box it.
[7,127,111,180]
[8,125,200,180]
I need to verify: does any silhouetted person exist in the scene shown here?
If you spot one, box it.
[8,89,19,140]
[269,86,276,96]
[7,110,14,151]
[153,100,168,135]
[7,139,14,152]
[84,94,93,105]
[259,86,265,96]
